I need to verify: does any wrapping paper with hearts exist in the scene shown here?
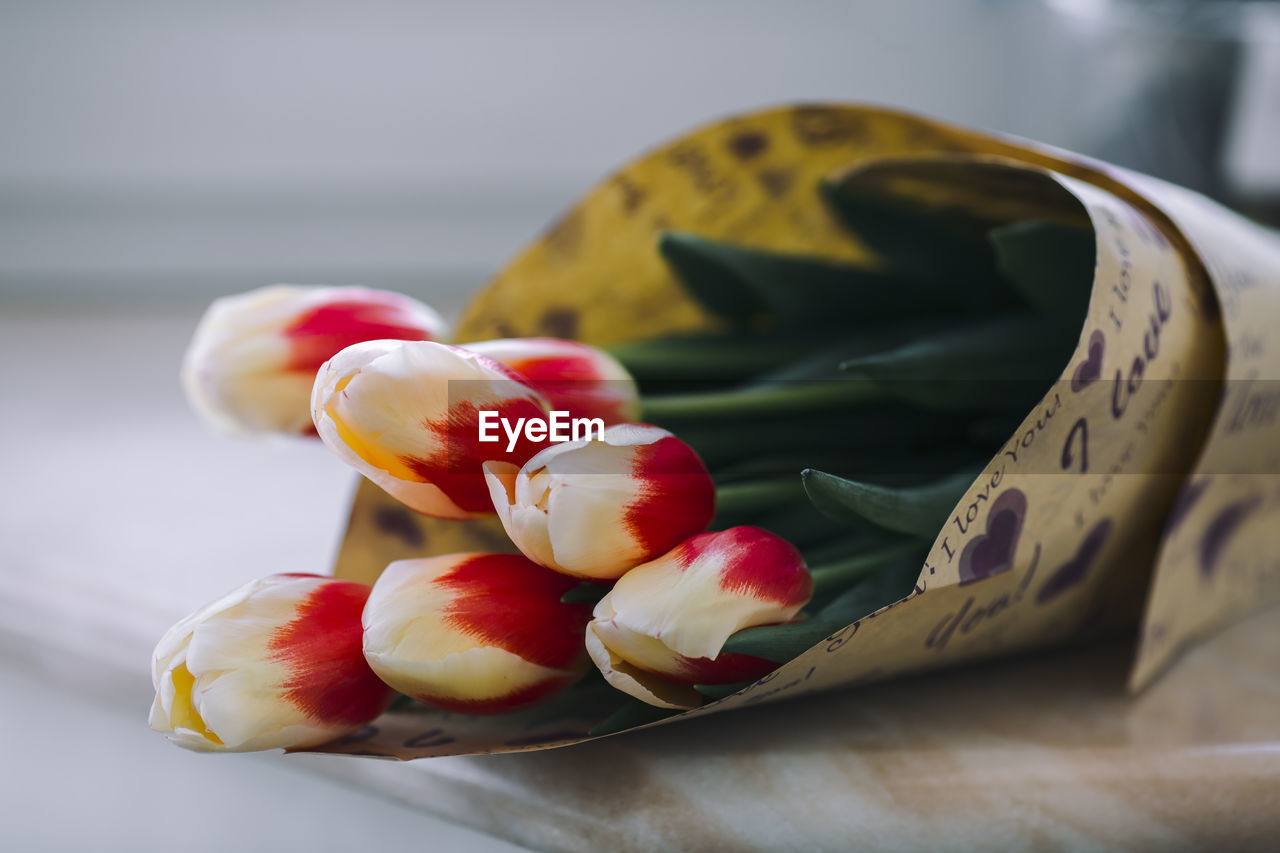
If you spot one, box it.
[301,104,1280,759]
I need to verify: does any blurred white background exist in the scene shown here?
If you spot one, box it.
[1,1,1276,851]
[2,0,1272,311]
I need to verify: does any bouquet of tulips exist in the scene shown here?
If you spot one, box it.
[154,273,935,750]
[151,104,1280,757]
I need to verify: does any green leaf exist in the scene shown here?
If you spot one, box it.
[712,464,982,548]
[714,485,847,548]
[693,681,755,700]
[722,558,920,662]
[719,617,829,664]
[967,414,1025,449]
[711,445,988,488]
[807,539,928,600]
[819,178,1014,306]
[989,220,1095,325]
[588,701,682,737]
[745,317,966,383]
[659,231,941,331]
[802,466,981,538]
[670,406,974,470]
[640,377,882,423]
[838,313,1074,412]
[607,332,836,385]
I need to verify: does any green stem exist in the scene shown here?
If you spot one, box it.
[608,334,827,382]
[677,419,879,470]
[806,540,925,600]
[642,379,882,423]
[714,476,805,520]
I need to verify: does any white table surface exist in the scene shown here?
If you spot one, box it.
[0,306,519,852]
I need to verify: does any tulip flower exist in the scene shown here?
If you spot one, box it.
[312,339,550,518]
[182,284,447,436]
[585,526,812,709]
[362,553,591,713]
[464,338,641,425]
[149,574,393,753]
[482,423,716,580]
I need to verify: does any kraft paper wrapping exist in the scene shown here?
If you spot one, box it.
[305,105,1280,760]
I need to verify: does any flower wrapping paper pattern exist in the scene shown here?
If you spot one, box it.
[304,104,1280,759]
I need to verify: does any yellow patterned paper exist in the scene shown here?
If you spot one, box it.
[312,105,1277,760]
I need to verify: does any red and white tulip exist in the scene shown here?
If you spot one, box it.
[149,574,393,752]
[312,339,550,518]
[361,553,591,714]
[464,337,640,425]
[483,424,715,580]
[585,526,812,709]
[182,284,447,436]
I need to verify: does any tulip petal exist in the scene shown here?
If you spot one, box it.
[149,574,389,753]
[585,622,700,710]
[159,661,223,747]
[583,528,811,706]
[312,340,550,518]
[362,554,589,713]
[617,433,717,557]
[193,666,328,750]
[485,424,714,580]
[182,284,446,436]
[282,289,447,373]
[365,645,578,714]
[604,530,810,662]
[465,337,641,424]
[548,426,715,566]
[484,461,559,570]
[543,443,644,578]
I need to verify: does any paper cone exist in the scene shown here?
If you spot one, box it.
[306,104,1280,759]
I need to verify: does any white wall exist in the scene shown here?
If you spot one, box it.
[0,0,1239,308]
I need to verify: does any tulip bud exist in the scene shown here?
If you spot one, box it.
[149,574,393,753]
[312,339,550,518]
[182,284,447,436]
[362,553,590,713]
[464,338,640,425]
[585,527,812,709]
[483,424,716,580]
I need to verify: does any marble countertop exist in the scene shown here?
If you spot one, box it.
[3,308,1278,851]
